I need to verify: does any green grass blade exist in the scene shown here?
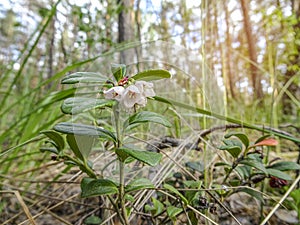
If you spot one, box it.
[153,96,300,143]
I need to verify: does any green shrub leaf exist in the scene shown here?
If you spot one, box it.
[239,158,267,174]
[61,72,107,84]
[235,165,251,180]
[84,215,102,224]
[238,187,264,203]
[266,168,292,180]
[54,122,117,142]
[219,139,243,158]
[115,148,162,166]
[219,146,242,158]
[67,134,84,160]
[223,139,243,150]
[125,111,172,129]
[185,161,204,172]
[163,183,188,205]
[167,206,183,219]
[40,130,65,151]
[267,161,300,171]
[145,197,165,216]
[131,69,171,81]
[225,132,249,148]
[61,97,115,114]
[67,134,94,160]
[81,177,118,198]
[111,63,126,82]
[125,178,154,193]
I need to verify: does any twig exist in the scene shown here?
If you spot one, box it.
[197,123,298,144]
[279,124,300,133]
[147,136,202,152]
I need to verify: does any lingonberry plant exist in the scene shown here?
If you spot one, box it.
[39,64,300,224]
[40,64,172,224]
[215,132,300,200]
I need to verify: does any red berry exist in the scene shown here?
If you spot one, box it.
[269,176,288,188]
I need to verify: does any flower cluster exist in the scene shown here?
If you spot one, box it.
[103,80,155,110]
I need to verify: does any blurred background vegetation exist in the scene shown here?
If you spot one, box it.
[0,0,299,224]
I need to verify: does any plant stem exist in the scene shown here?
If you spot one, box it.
[63,155,97,178]
[113,104,122,148]
[108,195,126,225]
[113,104,129,225]
[119,161,129,224]
[222,158,240,184]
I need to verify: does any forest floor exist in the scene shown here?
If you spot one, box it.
[1,159,299,225]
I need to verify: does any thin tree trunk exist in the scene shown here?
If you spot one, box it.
[240,0,264,100]
[224,1,236,99]
[118,0,135,65]
[47,16,55,89]
[134,0,143,72]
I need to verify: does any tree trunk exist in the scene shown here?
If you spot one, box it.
[47,17,55,89]
[224,1,236,99]
[282,0,300,116]
[118,0,135,65]
[240,0,264,100]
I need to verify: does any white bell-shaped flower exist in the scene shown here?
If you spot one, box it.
[103,86,125,101]
[121,84,145,109]
[135,81,156,97]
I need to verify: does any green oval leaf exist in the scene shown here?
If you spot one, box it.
[81,177,118,198]
[125,178,154,193]
[111,63,126,82]
[167,206,183,219]
[219,139,243,158]
[267,161,300,171]
[125,111,172,129]
[237,187,264,203]
[163,183,188,205]
[84,216,102,225]
[266,168,293,180]
[235,165,251,180]
[145,198,165,216]
[61,97,115,114]
[67,134,95,160]
[222,139,243,150]
[115,148,162,166]
[219,146,242,158]
[185,161,204,172]
[54,122,117,143]
[225,132,249,149]
[131,69,171,81]
[183,180,202,189]
[67,134,84,160]
[61,72,108,84]
[239,159,267,174]
[40,130,65,151]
